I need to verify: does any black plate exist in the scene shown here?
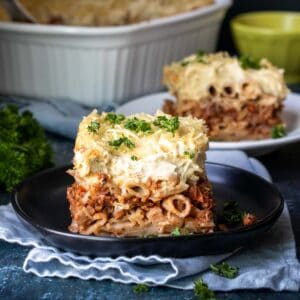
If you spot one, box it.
[11,163,284,258]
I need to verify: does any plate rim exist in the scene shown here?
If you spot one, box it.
[116,91,300,151]
[11,163,284,243]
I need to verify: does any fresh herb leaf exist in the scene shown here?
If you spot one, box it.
[153,116,179,135]
[239,55,261,70]
[223,210,243,225]
[196,49,206,63]
[131,155,138,161]
[184,150,195,159]
[108,136,135,150]
[171,227,181,236]
[194,278,217,300]
[133,284,149,294]
[87,120,100,133]
[181,60,190,67]
[222,200,243,226]
[210,262,239,279]
[197,49,205,57]
[105,113,125,125]
[124,117,152,134]
[272,124,286,139]
[0,105,53,192]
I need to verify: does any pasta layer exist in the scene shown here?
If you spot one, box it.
[67,175,214,236]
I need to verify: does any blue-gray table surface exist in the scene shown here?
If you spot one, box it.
[0,132,300,300]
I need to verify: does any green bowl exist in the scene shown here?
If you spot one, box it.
[231,11,300,84]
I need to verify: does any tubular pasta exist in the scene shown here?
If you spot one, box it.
[125,183,150,202]
[162,195,191,218]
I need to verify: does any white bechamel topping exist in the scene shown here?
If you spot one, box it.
[163,52,289,103]
[72,110,208,190]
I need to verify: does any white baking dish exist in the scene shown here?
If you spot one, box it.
[0,0,231,107]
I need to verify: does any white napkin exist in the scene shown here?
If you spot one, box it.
[0,151,299,290]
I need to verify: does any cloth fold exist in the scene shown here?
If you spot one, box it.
[0,151,299,291]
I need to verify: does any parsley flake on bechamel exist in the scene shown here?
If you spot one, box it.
[239,55,261,70]
[105,112,125,125]
[87,120,100,133]
[184,150,195,159]
[153,115,179,135]
[131,155,138,161]
[108,136,135,150]
[124,117,152,134]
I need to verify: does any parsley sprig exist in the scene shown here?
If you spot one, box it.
[210,262,239,279]
[184,150,195,159]
[194,278,217,300]
[222,200,244,225]
[124,117,152,134]
[105,113,125,125]
[272,124,286,139]
[153,116,179,135]
[0,105,53,192]
[171,227,181,236]
[239,55,261,70]
[87,120,100,133]
[131,155,138,161]
[196,49,206,63]
[133,284,149,294]
[180,60,190,67]
[108,136,135,150]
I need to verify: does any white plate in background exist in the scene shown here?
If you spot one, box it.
[116,92,300,156]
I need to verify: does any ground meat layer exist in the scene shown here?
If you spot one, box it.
[66,175,215,237]
[163,99,283,141]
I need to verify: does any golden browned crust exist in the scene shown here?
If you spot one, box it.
[67,174,215,237]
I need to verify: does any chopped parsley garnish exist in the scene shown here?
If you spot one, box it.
[0,105,53,192]
[272,124,286,139]
[222,200,244,225]
[194,278,217,300]
[171,227,181,236]
[197,49,205,57]
[105,113,125,125]
[153,116,179,135]
[87,120,100,133]
[131,155,138,161]
[239,55,261,70]
[210,262,239,279]
[108,136,135,150]
[184,150,195,159]
[133,284,149,294]
[196,49,206,63]
[181,60,190,67]
[124,117,152,134]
